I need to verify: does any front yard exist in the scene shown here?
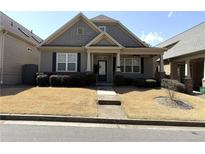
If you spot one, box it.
[1,86,205,122]
[0,87,97,117]
[115,87,205,121]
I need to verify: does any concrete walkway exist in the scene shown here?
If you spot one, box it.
[97,86,127,119]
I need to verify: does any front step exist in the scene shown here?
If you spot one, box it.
[97,95,121,105]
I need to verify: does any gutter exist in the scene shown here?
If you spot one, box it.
[0,30,7,85]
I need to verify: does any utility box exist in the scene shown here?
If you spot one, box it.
[200,87,205,94]
[22,64,38,85]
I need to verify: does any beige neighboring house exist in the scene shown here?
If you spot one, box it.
[38,13,166,83]
[157,22,205,91]
[0,12,42,85]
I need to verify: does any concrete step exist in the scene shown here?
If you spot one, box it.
[97,95,121,105]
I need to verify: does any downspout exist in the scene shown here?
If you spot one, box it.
[0,30,7,85]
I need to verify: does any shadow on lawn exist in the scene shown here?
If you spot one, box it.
[113,86,161,94]
[0,85,33,96]
[0,85,97,97]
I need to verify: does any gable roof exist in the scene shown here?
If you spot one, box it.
[86,32,123,48]
[91,14,148,47]
[91,15,117,23]
[0,12,42,45]
[156,22,205,59]
[39,12,102,47]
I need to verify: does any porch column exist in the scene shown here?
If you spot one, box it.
[86,51,91,72]
[116,52,121,72]
[184,59,193,93]
[185,59,191,79]
[160,54,164,72]
[202,57,205,87]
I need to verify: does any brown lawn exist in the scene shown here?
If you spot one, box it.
[115,87,205,121]
[0,87,97,117]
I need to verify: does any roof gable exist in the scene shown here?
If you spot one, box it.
[0,12,42,45]
[39,12,102,47]
[86,32,123,48]
[91,15,117,23]
[157,22,205,59]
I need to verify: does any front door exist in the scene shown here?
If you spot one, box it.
[98,60,107,82]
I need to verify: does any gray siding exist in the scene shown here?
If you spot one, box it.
[2,34,39,85]
[95,23,142,47]
[48,19,99,46]
[40,51,87,73]
[94,38,115,46]
[40,51,53,72]
[120,56,154,79]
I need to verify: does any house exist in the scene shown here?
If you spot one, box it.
[157,22,205,91]
[0,12,42,85]
[38,13,166,83]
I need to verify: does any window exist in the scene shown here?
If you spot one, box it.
[98,26,106,32]
[77,27,84,35]
[120,57,141,73]
[56,53,77,72]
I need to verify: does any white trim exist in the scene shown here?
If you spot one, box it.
[39,13,102,47]
[86,32,123,48]
[0,31,6,84]
[56,52,78,72]
[120,56,141,73]
[98,26,106,32]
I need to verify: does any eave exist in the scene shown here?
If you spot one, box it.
[121,47,167,55]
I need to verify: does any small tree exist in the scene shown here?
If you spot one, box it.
[165,80,176,102]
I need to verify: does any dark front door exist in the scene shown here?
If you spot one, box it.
[97,60,107,82]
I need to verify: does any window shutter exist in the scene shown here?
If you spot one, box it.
[77,53,81,72]
[52,52,56,72]
[141,57,144,74]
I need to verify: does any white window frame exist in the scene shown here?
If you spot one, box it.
[98,26,106,32]
[120,57,141,73]
[56,53,78,72]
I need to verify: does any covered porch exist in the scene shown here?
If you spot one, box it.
[170,52,205,91]
[86,47,166,83]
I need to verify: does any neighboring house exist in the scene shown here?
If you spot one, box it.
[157,22,205,91]
[38,13,166,83]
[0,12,42,85]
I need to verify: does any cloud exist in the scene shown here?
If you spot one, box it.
[140,31,164,45]
[168,11,173,18]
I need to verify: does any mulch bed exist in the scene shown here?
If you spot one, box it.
[155,96,194,110]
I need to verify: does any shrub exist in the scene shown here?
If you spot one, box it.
[86,73,96,86]
[114,75,125,86]
[49,75,63,87]
[61,75,72,87]
[145,79,157,88]
[161,79,186,93]
[124,78,134,85]
[133,78,145,87]
[68,74,83,86]
[36,74,49,87]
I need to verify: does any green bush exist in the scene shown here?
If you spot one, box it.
[161,79,186,93]
[36,74,49,87]
[49,75,63,87]
[61,75,72,87]
[114,75,126,86]
[145,79,157,88]
[133,78,145,87]
[86,73,96,86]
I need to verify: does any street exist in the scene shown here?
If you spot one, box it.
[1,120,205,142]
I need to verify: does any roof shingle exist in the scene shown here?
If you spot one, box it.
[0,12,42,45]
[156,22,205,59]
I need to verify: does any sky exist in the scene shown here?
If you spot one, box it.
[3,11,205,46]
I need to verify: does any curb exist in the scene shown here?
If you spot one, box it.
[1,114,205,127]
